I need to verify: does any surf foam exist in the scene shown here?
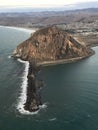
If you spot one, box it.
[17,59,47,115]
[17,59,39,115]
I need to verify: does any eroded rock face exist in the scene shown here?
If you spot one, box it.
[13,26,91,62]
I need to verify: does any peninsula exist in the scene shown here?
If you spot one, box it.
[13,26,94,112]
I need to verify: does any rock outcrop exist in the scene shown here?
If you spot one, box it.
[13,26,94,112]
[24,62,43,112]
[13,26,93,62]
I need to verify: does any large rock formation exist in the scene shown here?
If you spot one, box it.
[13,26,94,112]
[13,26,92,63]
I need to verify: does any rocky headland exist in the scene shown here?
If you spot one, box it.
[13,26,93,61]
[13,26,94,112]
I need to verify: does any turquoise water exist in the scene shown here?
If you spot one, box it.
[0,26,98,130]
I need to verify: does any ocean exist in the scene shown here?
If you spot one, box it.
[0,26,98,130]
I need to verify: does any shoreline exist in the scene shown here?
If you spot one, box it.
[18,51,95,113]
[16,59,32,114]
[17,59,43,115]
[22,48,94,113]
[37,50,95,67]
[37,56,88,66]
[0,25,36,34]
[7,25,96,113]
[24,61,43,112]
[4,25,45,114]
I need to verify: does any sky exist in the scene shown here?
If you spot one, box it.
[0,0,98,7]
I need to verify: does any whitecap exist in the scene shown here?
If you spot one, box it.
[49,118,57,121]
[39,102,48,109]
[8,55,11,59]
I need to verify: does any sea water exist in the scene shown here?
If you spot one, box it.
[0,26,98,130]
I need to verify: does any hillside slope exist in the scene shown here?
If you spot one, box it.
[13,26,93,64]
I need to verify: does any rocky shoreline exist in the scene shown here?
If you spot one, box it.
[23,48,94,112]
[12,26,96,113]
[24,61,44,112]
[37,50,95,66]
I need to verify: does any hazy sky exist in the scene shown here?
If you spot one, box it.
[0,0,98,7]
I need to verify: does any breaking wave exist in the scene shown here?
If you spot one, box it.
[17,59,47,115]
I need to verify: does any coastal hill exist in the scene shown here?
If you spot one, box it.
[13,26,94,112]
[13,26,93,64]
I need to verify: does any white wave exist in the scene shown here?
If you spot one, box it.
[8,55,11,59]
[17,58,28,64]
[17,59,31,114]
[17,58,47,115]
[17,59,38,115]
[49,118,57,121]
[39,102,48,109]
[0,25,36,34]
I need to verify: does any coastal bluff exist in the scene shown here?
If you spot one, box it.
[13,26,94,112]
[13,25,93,63]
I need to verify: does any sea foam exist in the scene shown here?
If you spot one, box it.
[8,55,11,59]
[17,59,47,115]
[17,59,39,115]
[49,118,57,121]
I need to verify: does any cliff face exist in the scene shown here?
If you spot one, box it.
[13,26,92,62]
